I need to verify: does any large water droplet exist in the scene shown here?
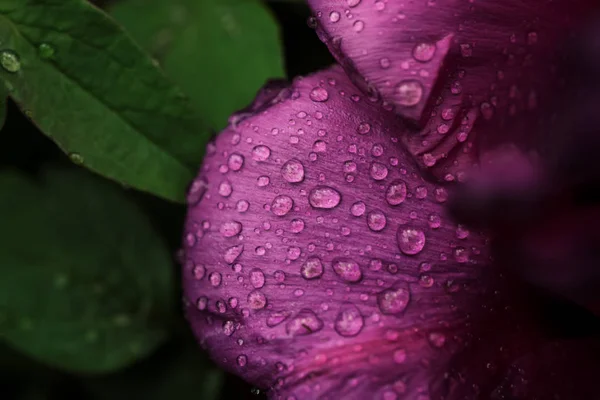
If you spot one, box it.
[385,180,407,205]
[370,162,389,180]
[377,285,410,314]
[271,195,294,216]
[309,186,341,209]
[309,87,329,102]
[209,272,222,287]
[0,50,20,73]
[248,290,267,310]
[396,80,423,106]
[329,11,341,23]
[250,268,265,288]
[220,221,242,237]
[350,201,366,216]
[290,218,305,233]
[223,320,236,336]
[367,210,387,231]
[334,303,364,337]
[252,145,271,161]
[412,42,436,62]
[332,258,362,282]
[281,159,305,183]
[397,227,426,255]
[301,257,324,279]
[228,153,245,171]
[286,309,324,336]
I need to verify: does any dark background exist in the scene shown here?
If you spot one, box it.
[0,1,334,399]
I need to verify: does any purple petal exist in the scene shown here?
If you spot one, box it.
[307,0,597,180]
[182,66,493,399]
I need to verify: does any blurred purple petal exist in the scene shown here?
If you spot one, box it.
[307,0,597,180]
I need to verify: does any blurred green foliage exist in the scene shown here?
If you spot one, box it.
[0,0,332,398]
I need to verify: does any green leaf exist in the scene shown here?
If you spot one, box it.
[110,0,285,130]
[0,167,175,373]
[0,0,211,202]
[0,82,7,130]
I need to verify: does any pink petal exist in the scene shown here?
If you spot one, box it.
[182,66,492,399]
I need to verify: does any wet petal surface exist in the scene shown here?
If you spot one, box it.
[307,0,597,180]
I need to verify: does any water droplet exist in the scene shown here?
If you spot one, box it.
[224,244,244,263]
[313,140,327,152]
[0,50,21,73]
[358,122,371,134]
[456,224,470,239]
[310,87,329,102]
[353,20,365,32]
[346,0,361,6]
[343,160,357,173]
[329,11,341,23]
[287,246,301,260]
[290,218,305,233]
[385,180,407,205]
[220,221,242,237]
[332,258,362,282]
[396,80,423,107]
[334,303,364,337]
[309,186,341,209]
[286,309,324,336]
[38,43,55,59]
[281,159,305,183]
[271,195,294,216]
[257,175,270,187]
[228,153,245,171]
[236,199,250,213]
[428,213,441,229]
[248,291,267,309]
[370,162,389,180]
[301,257,324,279]
[69,153,84,165]
[237,354,248,367]
[397,227,426,255]
[367,210,387,231]
[209,272,222,287]
[380,58,391,69]
[252,145,271,161]
[223,320,236,336]
[412,42,436,62]
[460,43,473,57]
[377,285,410,314]
[218,181,233,197]
[350,201,366,216]
[250,268,265,288]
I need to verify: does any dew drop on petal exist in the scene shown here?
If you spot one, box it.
[332,258,362,283]
[370,162,389,180]
[248,290,267,310]
[397,227,426,255]
[377,285,410,314]
[334,303,364,337]
[290,218,305,233]
[412,42,436,62]
[228,153,245,171]
[271,195,294,216]
[301,257,324,280]
[396,80,423,107]
[220,221,242,237]
[367,210,387,231]
[281,159,305,183]
[224,244,244,264]
[309,186,341,209]
[310,87,329,102]
[252,145,271,161]
[385,180,407,205]
[250,268,266,289]
[350,201,366,216]
[267,311,291,327]
[218,181,233,197]
[237,354,247,367]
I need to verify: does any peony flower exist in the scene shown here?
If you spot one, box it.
[182,1,599,399]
